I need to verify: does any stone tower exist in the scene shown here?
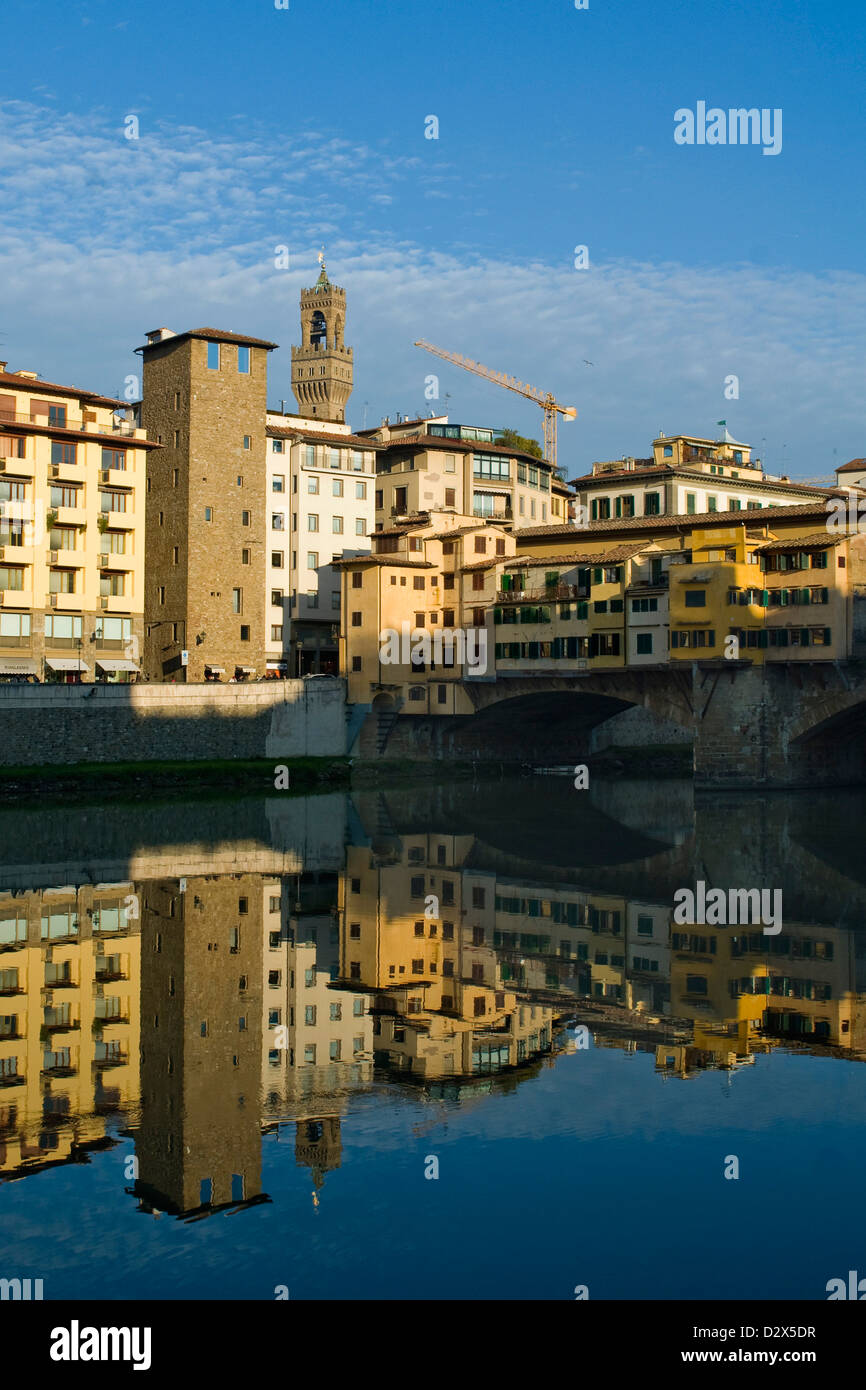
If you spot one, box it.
[291,256,353,423]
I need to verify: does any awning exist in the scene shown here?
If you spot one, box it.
[0,658,38,675]
[96,659,139,673]
[266,661,288,670]
[204,665,225,674]
[46,658,89,672]
[237,666,256,673]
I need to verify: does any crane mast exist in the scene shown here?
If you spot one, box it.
[414,339,576,471]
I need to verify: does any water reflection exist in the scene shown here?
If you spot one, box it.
[1,776,865,1238]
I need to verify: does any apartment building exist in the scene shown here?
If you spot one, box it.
[0,362,154,683]
[338,843,558,1081]
[261,875,373,1096]
[339,501,866,698]
[336,511,516,715]
[137,326,276,683]
[575,427,838,524]
[0,882,140,1180]
[264,413,377,676]
[360,416,563,531]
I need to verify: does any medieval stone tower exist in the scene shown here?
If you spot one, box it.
[290,256,353,423]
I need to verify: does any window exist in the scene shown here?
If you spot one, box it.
[332,478,344,497]
[240,624,250,641]
[644,492,660,516]
[636,633,653,654]
[243,436,251,451]
[271,551,283,568]
[231,588,242,614]
[207,342,220,370]
[686,492,696,514]
[351,611,362,627]
[308,514,319,532]
[663,444,672,457]
[332,516,343,534]
[204,506,213,522]
[237,345,250,373]
[51,442,78,472]
[242,548,251,565]
[375,490,383,508]
[684,590,706,607]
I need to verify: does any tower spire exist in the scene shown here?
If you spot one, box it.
[291,257,353,422]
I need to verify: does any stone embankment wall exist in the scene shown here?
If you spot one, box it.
[0,677,346,767]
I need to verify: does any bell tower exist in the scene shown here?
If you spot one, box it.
[291,253,353,423]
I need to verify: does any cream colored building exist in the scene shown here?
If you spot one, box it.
[360,416,562,531]
[0,361,155,682]
[576,428,837,524]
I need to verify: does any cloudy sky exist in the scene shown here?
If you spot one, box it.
[1,0,864,479]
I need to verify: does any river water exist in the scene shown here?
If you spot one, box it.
[1,775,864,1301]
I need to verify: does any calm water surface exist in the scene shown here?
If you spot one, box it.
[1,776,864,1300]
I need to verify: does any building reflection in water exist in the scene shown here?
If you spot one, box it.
[2,782,866,1206]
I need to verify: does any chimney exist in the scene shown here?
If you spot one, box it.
[0,361,6,374]
[15,370,38,379]
[144,328,176,345]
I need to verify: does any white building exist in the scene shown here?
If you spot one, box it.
[264,411,378,675]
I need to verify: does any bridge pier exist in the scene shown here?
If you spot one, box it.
[353,662,866,789]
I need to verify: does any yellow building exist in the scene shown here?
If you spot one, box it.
[0,362,157,682]
[336,510,515,715]
[0,884,141,1180]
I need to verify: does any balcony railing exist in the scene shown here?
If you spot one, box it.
[0,411,137,437]
[496,582,589,603]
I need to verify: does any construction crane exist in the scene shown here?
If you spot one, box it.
[414,339,576,472]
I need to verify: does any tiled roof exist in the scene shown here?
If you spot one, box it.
[514,502,837,541]
[570,461,837,497]
[0,371,126,407]
[426,525,490,541]
[458,559,502,572]
[266,424,380,447]
[331,555,434,569]
[503,543,648,568]
[753,532,843,552]
[836,458,866,474]
[137,328,278,352]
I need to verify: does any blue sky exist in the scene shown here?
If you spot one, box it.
[1,0,864,477]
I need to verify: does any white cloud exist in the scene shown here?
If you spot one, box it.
[0,101,862,476]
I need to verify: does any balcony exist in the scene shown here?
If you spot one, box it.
[497,582,588,603]
[473,506,513,522]
[0,410,138,437]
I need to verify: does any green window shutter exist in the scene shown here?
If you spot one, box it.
[615,496,622,518]
[821,588,829,604]
[545,571,559,587]
[593,567,602,585]
[801,629,810,646]
[493,607,502,624]
[591,499,598,520]
[577,602,588,619]
[501,574,512,591]
[758,630,768,649]
[762,590,769,607]
[686,493,696,514]
[824,628,832,645]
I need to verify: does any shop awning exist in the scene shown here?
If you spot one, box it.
[237,666,256,673]
[0,658,38,675]
[45,658,89,672]
[96,659,139,673]
[204,665,225,674]
[266,661,288,669]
